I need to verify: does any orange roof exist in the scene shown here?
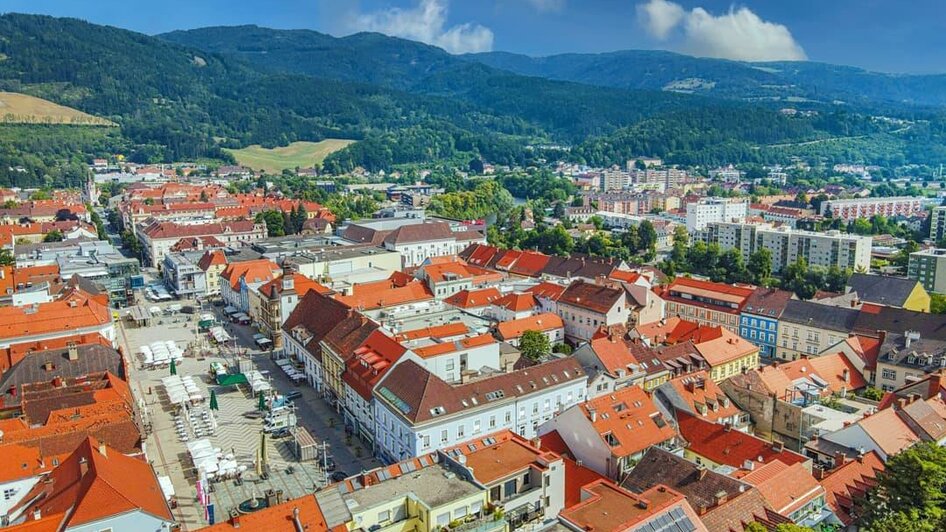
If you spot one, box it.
[634,317,700,344]
[220,259,279,290]
[583,336,639,375]
[16,437,172,527]
[343,330,408,401]
[197,249,228,270]
[496,313,564,341]
[336,281,433,310]
[492,292,538,313]
[741,459,824,516]
[662,277,755,303]
[819,452,883,526]
[2,513,67,532]
[0,289,111,346]
[445,430,561,485]
[526,281,566,300]
[396,322,469,342]
[444,287,502,309]
[609,270,642,283]
[202,495,334,531]
[413,333,496,358]
[856,408,921,456]
[691,327,758,367]
[493,250,522,270]
[259,273,331,299]
[578,386,677,458]
[0,443,68,483]
[559,481,703,532]
[666,371,744,423]
[420,260,501,284]
[844,335,882,371]
[757,354,867,398]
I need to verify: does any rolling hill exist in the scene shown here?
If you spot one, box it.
[225,140,355,174]
[0,92,115,125]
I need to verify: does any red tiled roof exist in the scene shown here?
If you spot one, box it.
[741,460,824,517]
[691,327,758,367]
[444,430,561,485]
[343,330,407,401]
[525,282,566,301]
[0,289,111,355]
[197,249,228,271]
[336,281,434,310]
[677,412,808,470]
[508,251,550,277]
[819,452,883,526]
[558,280,624,314]
[200,494,334,532]
[756,354,867,398]
[259,273,331,299]
[491,292,538,313]
[412,333,495,358]
[578,386,677,458]
[15,437,172,527]
[665,371,743,423]
[559,481,703,532]
[443,287,502,309]
[220,259,280,290]
[396,323,469,342]
[495,313,563,341]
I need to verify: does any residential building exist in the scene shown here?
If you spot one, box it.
[487,292,540,322]
[335,279,434,314]
[932,206,946,242]
[0,288,115,371]
[908,247,946,295]
[257,270,331,349]
[203,494,332,532]
[538,385,677,480]
[136,218,266,267]
[656,277,755,333]
[818,451,883,529]
[740,288,794,358]
[320,314,380,411]
[687,327,759,382]
[372,358,586,463]
[525,282,565,315]
[741,459,828,526]
[776,300,859,361]
[342,330,408,449]
[283,245,402,289]
[805,405,922,464]
[355,220,486,268]
[197,249,228,296]
[653,371,748,428]
[494,313,564,348]
[219,258,280,314]
[282,291,353,392]
[721,353,868,448]
[414,260,502,299]
[558,481,706,532]
[443,287,503,316]
[162,251,207,299]
[441,430,566,530]
[846,272,931,312]
[622,447,788,530]
[399,328,501,385]
[699,222,872,273]
[819,196,927,221]
[685,198,747,231]
[572,336,652,398]
[873,331,946,391]
[315,454,498,532]
[556,281,629,343]
[676,411,810,473]
[6,437,174,531]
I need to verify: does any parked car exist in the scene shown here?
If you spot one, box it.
[271,427,291,438]
[285,390,303,401]
[331,471,349,482]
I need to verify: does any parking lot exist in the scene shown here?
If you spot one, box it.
[119,300,382,530]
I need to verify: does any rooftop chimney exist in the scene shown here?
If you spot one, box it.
[67,343,78,362]
[714,491,729,506]
[98,442,107,458]
[79,456,89,477]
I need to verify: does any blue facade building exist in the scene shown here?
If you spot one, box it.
[739,288,794,358]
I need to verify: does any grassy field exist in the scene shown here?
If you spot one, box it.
[0,92,115,125]
[225,139,355,174]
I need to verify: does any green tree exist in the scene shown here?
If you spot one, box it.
[638,220,658,255]
[861,387,884,401]
[43,229,64,242]
[553,202,567,219]
[860,442,946,531]
[747,248,773,286]
[519,330,551,361]
[255,210,285,237]
[718,248,747,284]
[783,259,818,300]
[826,265,851,293]
[0,248,13,266]
[932,294,946,315]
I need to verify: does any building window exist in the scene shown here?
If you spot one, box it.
[882,369,898,381]
[489,415,496,428]
[3,489,15,500]
[457,425,465,438]
[378,510,391,523]
[505,411,512,424]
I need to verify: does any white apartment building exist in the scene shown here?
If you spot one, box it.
[932,206,946,242]
[372,358,586,463]
[819,196,927,221]
[700,222,872,272]
[685,198,748,231]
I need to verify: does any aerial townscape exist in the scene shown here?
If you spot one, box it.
[0,1,946,531]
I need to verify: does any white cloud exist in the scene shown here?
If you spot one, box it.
[526,0,567,13]
[637,0,806,62]
[352,0,494,54]
[637,0,684,40]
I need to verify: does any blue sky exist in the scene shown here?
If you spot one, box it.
[3,0,945,73]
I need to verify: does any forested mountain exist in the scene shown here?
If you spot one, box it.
[470,50,946,108]
[0,13,943,186]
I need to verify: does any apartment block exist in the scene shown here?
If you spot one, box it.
[685,198,748,231]
[819,196,926,221]
[909,248,946,294]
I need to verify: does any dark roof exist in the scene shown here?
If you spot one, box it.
[622,447,749,512]
[780,300,859,332]
[541,254,621,280]
[847,273,922,308]
[854,306,946,341]
[375,358,585,425]
[0,345,124,407]
[282,291,352,362]
[341,224,388,245]
[558,280,624,314]
[742,288,794,319]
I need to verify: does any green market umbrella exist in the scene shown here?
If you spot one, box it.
[209,390,219,411]
[169,359,177,376]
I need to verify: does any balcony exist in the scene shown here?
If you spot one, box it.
[448,515,507,532]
